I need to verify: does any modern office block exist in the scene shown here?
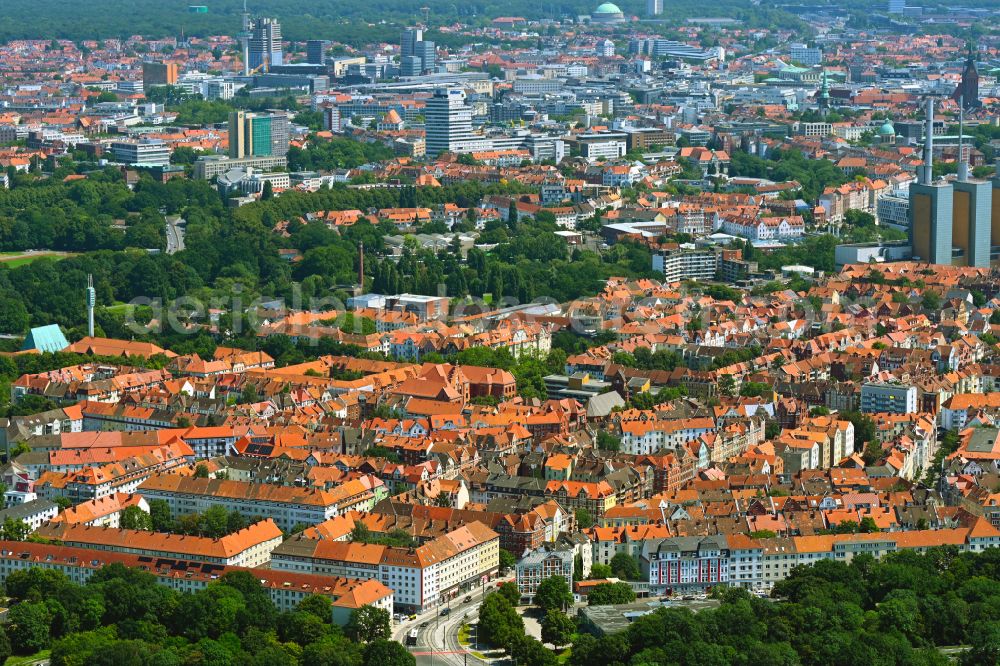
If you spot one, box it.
[248,18,282,71]
[306,40,327,65]
[400,56,422,77]
[415,40,436,74]
[142,62,178,86]
[424,88,488,156]
[110,140,170,167]
[952,179,991,267]
[401,28,422,60]
[229,111,289,159]
[992,178,1000,265]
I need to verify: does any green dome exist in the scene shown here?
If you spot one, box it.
[879,120,895,136]
[594,2,623,13]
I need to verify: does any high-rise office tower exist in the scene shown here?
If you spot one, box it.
[415,40,436,74]
[647,0,663,15]
[323,105,342,133]
[229,111,247,158]
[401,56,422,77]
[142,61,179,86]
[248,17,282,72]
[229,110,289,158]
[424,88,488,156]
[401,27,423,60]
[953,46,980,111]
[910,99,954,265]
[306,40,328,65]
[992,169,1000,265]
[268,112,289,157]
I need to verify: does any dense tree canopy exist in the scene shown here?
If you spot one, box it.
[533,576,573,613]
[568,546,1000,666]
[1,564,387,665]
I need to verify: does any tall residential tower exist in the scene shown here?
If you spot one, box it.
[424,89,489,156]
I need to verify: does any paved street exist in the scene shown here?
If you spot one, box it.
[394,587,495,666]
[165,216,185,254]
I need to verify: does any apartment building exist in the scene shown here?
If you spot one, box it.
[34,444,196,502]
[722,215,805,242]
[860,382,918,414]
[50,492,149,528]
[619,417,718,456]
[876,194,909,230]
[178,426,239,458]
[137,475,341,531]
[516,544,574,600]
[652,248,718,282]
[270,521,499,612]
[0,541,393,624]
[642,535,730,594]
[939,393,1000,431]
[624,520,1000,594]
[1,405,83,442]
[36,519,284,568]
[820,179,887,224]
[0,499,58,533]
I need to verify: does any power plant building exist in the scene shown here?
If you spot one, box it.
[909,99,992,268]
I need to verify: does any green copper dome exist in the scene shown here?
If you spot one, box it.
[879,119,895,136]
[594,2,623,13]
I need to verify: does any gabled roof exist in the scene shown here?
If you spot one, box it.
[22,324,69,353]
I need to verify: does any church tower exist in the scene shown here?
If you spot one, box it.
[953,44,980,111]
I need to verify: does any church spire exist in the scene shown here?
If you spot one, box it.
[954,43,980,111]
[819,69,830,116]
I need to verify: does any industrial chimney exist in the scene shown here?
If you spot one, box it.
[921,98,935,185]
[957,96,969,182]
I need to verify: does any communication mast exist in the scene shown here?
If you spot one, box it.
[86,274,96,338]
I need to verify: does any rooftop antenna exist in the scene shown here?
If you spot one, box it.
[86,274,96,338]
[958,96,969,182]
